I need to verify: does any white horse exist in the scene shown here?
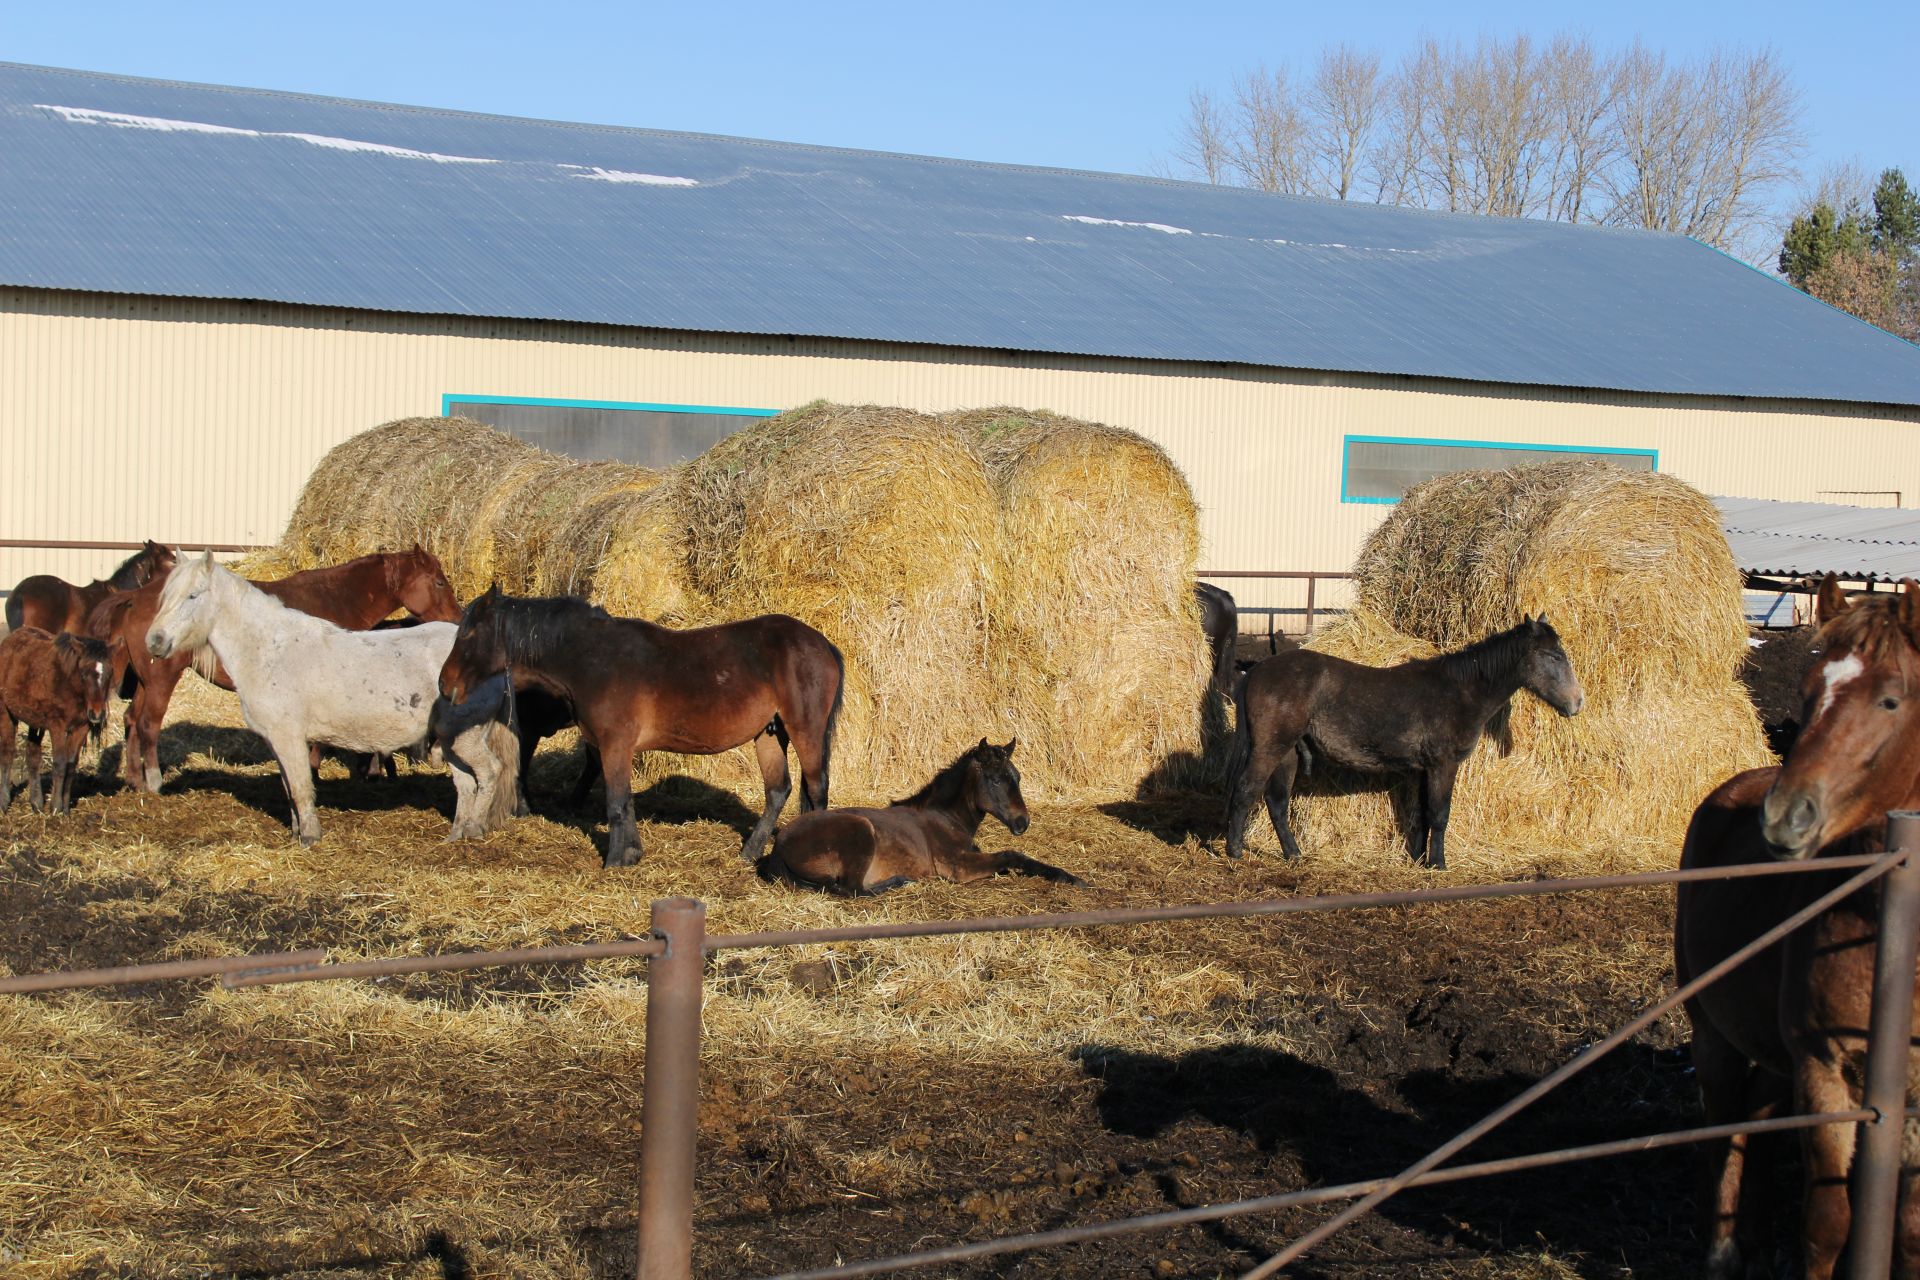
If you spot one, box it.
[147,552,516,845]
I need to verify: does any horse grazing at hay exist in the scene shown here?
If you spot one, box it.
[91,546,462,793]
[759,738,1081,895]
[144,552,486,846]
[5,541,174,635]
[425,671,522,842]
[0,628,119,814]
[1195,581,1238,702]
[1677,576,1920,1279]
[1225,615,1585,868]
[438,586,844,869]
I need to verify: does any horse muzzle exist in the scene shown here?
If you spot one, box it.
[1006,812,1031,836]
[1760,786,1823,859]
[146,631,174,660]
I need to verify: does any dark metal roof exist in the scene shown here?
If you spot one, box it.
[3,61,1919,407]
[1717,496,1920,582]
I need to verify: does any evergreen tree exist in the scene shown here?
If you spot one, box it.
[1779,200,1872,286]
[1871,167,1919,258]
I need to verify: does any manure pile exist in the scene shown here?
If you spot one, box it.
[1292,460,1772,867]
[266,406,1211,802]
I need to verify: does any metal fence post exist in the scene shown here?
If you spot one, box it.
[637,897,706,1280]
[1850,812,1920,1280]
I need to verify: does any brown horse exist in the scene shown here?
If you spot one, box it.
[88,547,462,792]
[438,586,844,868]
[758,738,1081,894]
[0,628,119,813]
[5,541,174,635]
[1225,615,1585,868]
[1677,576,1920,1279]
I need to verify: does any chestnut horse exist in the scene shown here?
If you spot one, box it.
[0,628,118,813]
[758,738,1081,894]
[1225,615,1585,868]
[438,586,844,868]
[1677,577,1920,1279]
[89,547,462,792]
[5,540,174,635]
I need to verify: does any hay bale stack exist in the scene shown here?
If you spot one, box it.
[941,408,1211,794]
[1286,460,1771,867]
[659,403,1001,797]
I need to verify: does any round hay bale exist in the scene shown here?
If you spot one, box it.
[277,417,534,592]
[942,408,1211,796]
[551,480,704,626]
[659,403,1001,800]
[1279,460,1771,870]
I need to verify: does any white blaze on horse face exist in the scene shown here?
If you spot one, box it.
[1812,652,1866,724]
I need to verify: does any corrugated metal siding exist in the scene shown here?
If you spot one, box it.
[3,289,1917,608]
[2,62,1919,409]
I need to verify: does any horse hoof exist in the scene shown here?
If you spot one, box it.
[603,847,641,869]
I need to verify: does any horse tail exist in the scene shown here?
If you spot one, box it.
[1226,666,1253,782]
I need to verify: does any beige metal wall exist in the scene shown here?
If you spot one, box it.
[4,287,1916,614]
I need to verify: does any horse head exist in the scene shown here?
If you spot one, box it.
[968,738,1029,835]
[441,583,508,705]
[390,544,463,623]
[146,550,219,660]
[54,632,116,736]
[144,541,178,580]
[1761,576,1920,858]
[1517,614,1585,717]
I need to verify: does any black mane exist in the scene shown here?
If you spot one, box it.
[891,743,991,809]
[1437,618,1552,685]
[106,543,164,591]
[472,591,612,668]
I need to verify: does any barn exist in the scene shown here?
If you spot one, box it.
[3,60,1919,616]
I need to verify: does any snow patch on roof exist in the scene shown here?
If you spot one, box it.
[568,166,699,187]
[38,104,497,164]
[1062,214,1192,236]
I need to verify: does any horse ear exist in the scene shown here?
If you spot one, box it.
[1816,574,1850,625]
[1897,579,1920,643]
[976,736,989,752]
[1003,738,1017,756]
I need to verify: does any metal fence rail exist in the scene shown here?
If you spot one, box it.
[3,831,1915,1279]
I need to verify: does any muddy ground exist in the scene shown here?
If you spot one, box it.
[0,659,1803,1280]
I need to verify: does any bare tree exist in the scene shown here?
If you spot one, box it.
[1166,32,1805,253]
[1304,45,1386,201]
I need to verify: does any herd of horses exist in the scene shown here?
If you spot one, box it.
[3,540,1919,1272]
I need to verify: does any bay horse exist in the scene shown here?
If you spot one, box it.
[5,540,174,635]
[1677,576,1920,1279]
[0,628,119,814]
[146,553,463,845]
[90,546,461,792]
[438,586,844,869]
[758,738,1081,895]
[1225,615,1585,868]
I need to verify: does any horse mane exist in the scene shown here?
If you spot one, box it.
[483,593,613,667]
[891,744,986,809]
[106,543,161,590]
[1436,619,1551,684]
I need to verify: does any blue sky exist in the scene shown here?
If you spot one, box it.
[5,1,1910,202]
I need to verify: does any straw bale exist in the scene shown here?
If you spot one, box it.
[657,402,1001,797]
[940,407,1212,796]
[1277,460,1771,867]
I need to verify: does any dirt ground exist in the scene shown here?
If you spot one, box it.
[0,671,1780,1280]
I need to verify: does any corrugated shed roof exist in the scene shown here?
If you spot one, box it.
[1717,496,1920,581]
[2,61,1918,407]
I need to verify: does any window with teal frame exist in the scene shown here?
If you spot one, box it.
[1341,435,1657,504]
[442,394,777,467]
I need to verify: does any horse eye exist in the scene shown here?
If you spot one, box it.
[1883,697,1902,712]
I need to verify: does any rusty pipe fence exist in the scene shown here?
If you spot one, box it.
[1196,570,1351,640]
[4,817,1919,1279]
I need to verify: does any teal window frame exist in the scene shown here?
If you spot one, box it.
[441,393,777,418]
[1340,434,1659,505]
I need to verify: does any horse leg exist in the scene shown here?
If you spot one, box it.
[599,733,643,869]
[739,731,793,864]
[1263,749,1304,862]
[0,710,13,809]
[24,727,44,811]
[1416,759,1462,870]
[1798,1049,1859,1280]
[50,729,77,814]
[567,744,601,809]
[985,850,1084,885]
[265,731,324,846]
[136,659,188,793]
[788,712,832,813]
[1226,732,1291,860]
[1690,1015,1784,1278]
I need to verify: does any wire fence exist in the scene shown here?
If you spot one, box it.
[5,828,1918,1280]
